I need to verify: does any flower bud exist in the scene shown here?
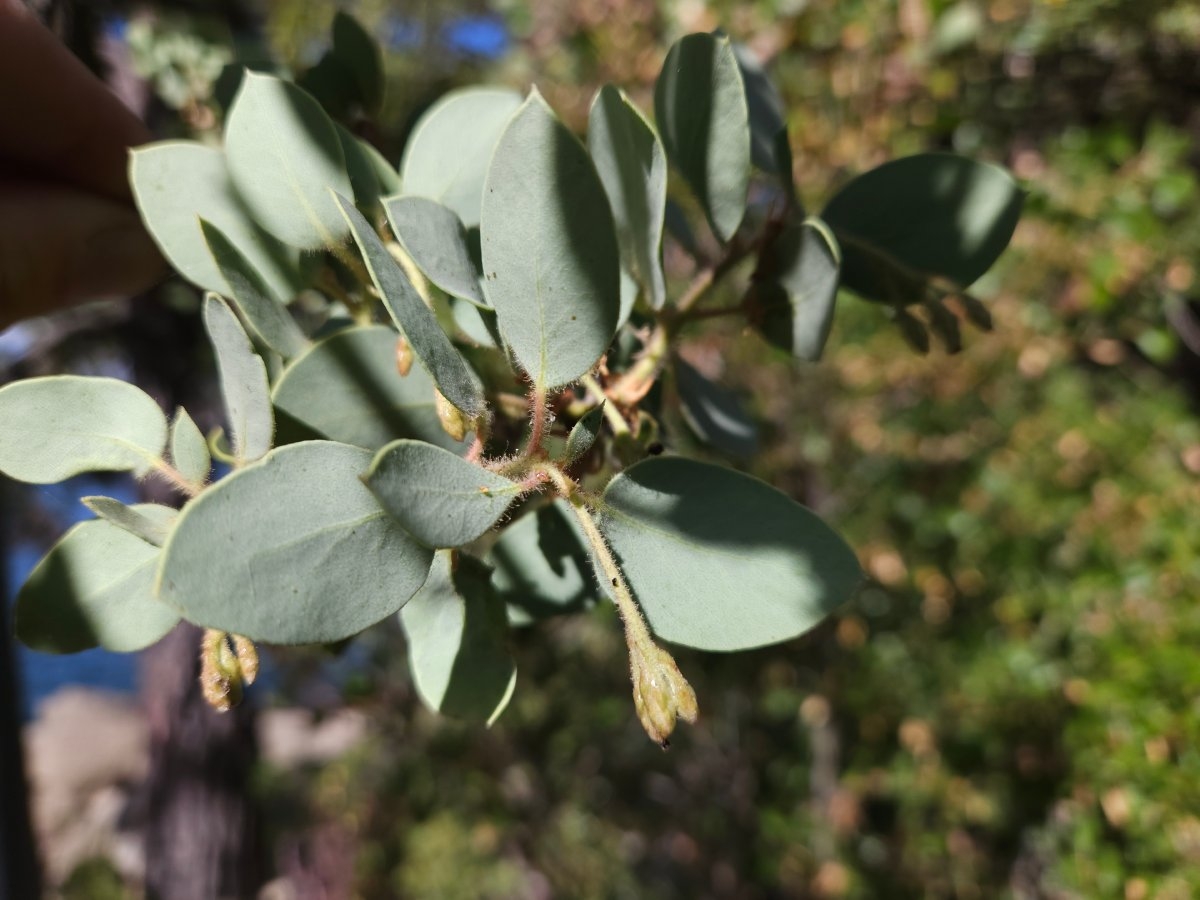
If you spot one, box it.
[395,336,414,377]
[629,641,698,748]
[435,390,469,442]
[199,630,251,712]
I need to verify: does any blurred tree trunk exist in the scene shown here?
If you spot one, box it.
[15,5,268,897]
[142,623,263,900]
[0,484,43,900]
[126,290,265,896]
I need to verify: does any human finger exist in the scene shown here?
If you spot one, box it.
[0,178,166,329]
[0,0,150,201]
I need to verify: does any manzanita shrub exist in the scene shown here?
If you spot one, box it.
[0,19,1023,745]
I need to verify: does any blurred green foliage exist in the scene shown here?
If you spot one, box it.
[82,0,1200,896]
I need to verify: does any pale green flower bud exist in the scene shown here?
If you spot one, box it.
[629,641,698,747]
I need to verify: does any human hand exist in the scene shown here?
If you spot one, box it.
[0,0,165,331]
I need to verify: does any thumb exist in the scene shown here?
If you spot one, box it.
[0,179,167,330]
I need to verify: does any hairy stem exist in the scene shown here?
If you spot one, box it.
[562,489,655,657]
[522,384,549,459]
[465,433,485,463]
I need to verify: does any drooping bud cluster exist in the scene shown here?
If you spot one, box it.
[200,629,259,712]
[629,640,698,748]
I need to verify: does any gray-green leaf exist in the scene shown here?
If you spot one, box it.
[336,193,487,418]
[480,89,621,389]
[564,403,605,463]
[129,141,301,300]
[385,196,486,306]
[598,457,863,651]
[488,500,599,624]
[654,33,750,242]
[0,376,167,483]
[773,127,797,206]
[361,139,400,194]
[450,297,502,349]
[365,440,522,548]
[336,122,384,211]
[296,12,384,119]
[158,441,433,643]
[732,43,786,174]
[821,153,1024,302]
[170,407,211,486]
[272,325,468,453]
[200,220,310,359]
[15,506,180,653]
[400,86,523,227]
[204,294,273,463]
[80,496,174,547]
[674,358,758,459]
[400,551,516,724]
[332,11,384,113]
[224,71,354,250]
[752,218,841,360]
[588,85,667,310]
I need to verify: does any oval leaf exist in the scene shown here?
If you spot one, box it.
[224,72,354,249]
[336,122,384,211]
[16,506,180,653]
[400,86,524,227]
[654,33,750,242]
[588,85,668,311]
[200,220,310,359]
[130,141,301,300]
[204,294,274,463]
[752,218,841,360]
[673,358,758,459]
[272,325,467,453]
[385,196,486,306]
[598,457,863,651]
[401,551,516,724]
[481,89,621,389]
[365,440,523,548]
[821,153,1024,301]
[335,193,487,419]
[296,53,360,120]
[732,43,787,175]
[362,139,400,194]
[332,11,384,113]
[488,501,599,624]
[171,407,211,487]
[451,296,502,349]
[0,376,167,483]
[158,441,433,644]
